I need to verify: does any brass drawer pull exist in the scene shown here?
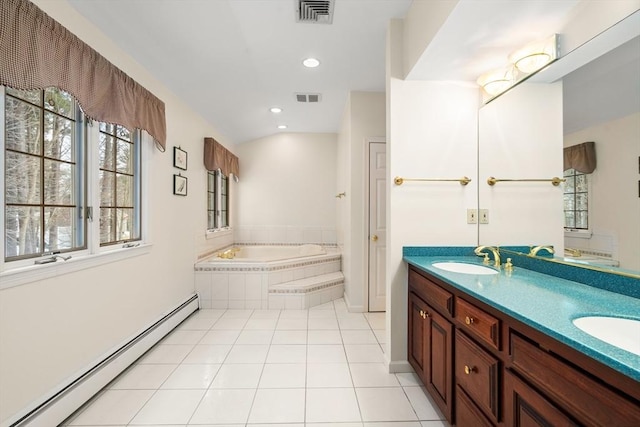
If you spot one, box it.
[465,316,475,325]
[464,365,477,375]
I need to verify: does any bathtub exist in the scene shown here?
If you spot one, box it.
[195,244,343,310]
[223,244,326,262]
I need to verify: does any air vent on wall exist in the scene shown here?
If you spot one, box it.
[296,93,322,103]
[296,0,334,24]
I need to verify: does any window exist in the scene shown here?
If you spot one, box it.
[98,123,141,246]
[207,170,229,230]
[4,87,86,260]
[2,86,144,268]
[563,168,589,230]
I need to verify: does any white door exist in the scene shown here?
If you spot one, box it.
[368,142,386,312]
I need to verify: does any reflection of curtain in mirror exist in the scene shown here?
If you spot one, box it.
[563,141,596,173]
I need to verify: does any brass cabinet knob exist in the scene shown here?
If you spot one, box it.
[465,316,475,325]
[419,310,428,319]
[371,235,378,242]
[464,365,477,375]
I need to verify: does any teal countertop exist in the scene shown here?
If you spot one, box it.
[404,255,640,382]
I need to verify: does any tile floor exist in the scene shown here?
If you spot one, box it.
[62,298,447,427]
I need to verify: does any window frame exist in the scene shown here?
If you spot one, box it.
[563,168,590,232]
[206,169,231,233]
[0,86,151,284]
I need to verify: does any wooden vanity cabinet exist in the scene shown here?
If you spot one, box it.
[407,265,640,427]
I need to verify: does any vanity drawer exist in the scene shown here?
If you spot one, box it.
[408,267,453,316]
[455,330,500,423]
[510,332,640,426]
[455,298,500,350]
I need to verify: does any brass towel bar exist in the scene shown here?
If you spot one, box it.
[394,176,472,186]
[487,176,566,186]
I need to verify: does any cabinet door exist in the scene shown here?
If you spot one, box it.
[456,385,494,427]
[504,370,578,427]
[408,292,428,380]
[426,304,454,422]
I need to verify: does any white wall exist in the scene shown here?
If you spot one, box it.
[336,92,386,312]
[564,112,640,270]
[0,0,229,423]
[234,132,337,245]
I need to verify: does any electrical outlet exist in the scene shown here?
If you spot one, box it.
[467,209,478,224]
[480,209,489,224]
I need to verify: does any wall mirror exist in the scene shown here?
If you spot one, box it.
[478,10,640,275]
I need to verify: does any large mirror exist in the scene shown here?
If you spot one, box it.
[478,11,640,274]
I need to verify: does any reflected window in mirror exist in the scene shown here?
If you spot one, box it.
[563,168,589,230]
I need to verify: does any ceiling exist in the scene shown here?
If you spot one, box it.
[66,0,635,145]
[68,0,413,145]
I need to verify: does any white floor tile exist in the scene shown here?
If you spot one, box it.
[356,387,418,422]
[212,317,249,330]
[176,316,217,330]
[209,363,263,388]
[109,364,176,390]
[307,363,353,387]
[224,344,269,363]
[363,422,422,427]
[266,344,307,363]
[396,372,422,387]
[259,363,306,388]
[271,330,307,344]
[309,301,336,311]
[345,344,385,363]
[338,315,371,330]
[191,309,226,319]
[420,421,449,427]
[373,329,387,344]
[248,388,306,423]
[182,344,232,364]
[219,309,253,319]
[276,318,308,330]
[129,389,205,424]
[190,388,255,424]
[235,329,274,344]
[341,330,378,344]
[137,344,194,364]
[250,309,282,319]
[161,329,207,345]
[364,312,387,329]
[307,344,347,363]
[308,317,339,330]
[350,363,400,387]
[308,330,343,344]
[306,388,361,422]
[244,318,279,330]
[68,390,154,425]
[279,309,308,319]
[160,364,220,389]
[403,386,443,420]
[199,329,241,345]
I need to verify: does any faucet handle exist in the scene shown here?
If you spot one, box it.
[482,253,490,265]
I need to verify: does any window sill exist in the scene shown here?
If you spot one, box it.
[564,229,592,239]
[0,244,153,291]
[206,228,233,239]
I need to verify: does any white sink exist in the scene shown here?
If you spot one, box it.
[572,316,640,356]
[432,262,499,275]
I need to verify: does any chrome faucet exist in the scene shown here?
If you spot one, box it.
[474,245,501,267]
[529,245,555,256]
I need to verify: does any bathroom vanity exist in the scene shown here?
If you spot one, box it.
[404,250,640,427]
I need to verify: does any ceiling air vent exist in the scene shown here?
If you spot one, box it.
[296,0,334,24]
[296,93,322,103]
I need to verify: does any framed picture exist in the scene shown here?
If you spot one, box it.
[173,146,188,170]
[173,174,188,196]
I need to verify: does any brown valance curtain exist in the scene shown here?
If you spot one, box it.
[204,137,240,178]
[564,141,596,174]
[0,0,167,150]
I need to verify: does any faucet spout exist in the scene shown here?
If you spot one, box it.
[474,245,501,267]
[529,245,555,257]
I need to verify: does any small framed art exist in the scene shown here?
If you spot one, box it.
[173,146,188,170]
[173,174,188,196]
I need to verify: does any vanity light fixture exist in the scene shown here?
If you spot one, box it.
[476,66,515,96]
[302,57,320,68]
[277,125,288,129]
[509,34,558,73]
[269,107,283,113]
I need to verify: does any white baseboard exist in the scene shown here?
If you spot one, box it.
[388,360,413,373]
[6,294,198,427]
[343,292,364,313]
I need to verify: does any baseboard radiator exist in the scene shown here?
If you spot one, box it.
[7,294,199,427]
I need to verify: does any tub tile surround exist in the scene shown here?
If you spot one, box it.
[196,246,344,310]
[403,246,640,381]
[63,301,448,426]
[234,225,338,246]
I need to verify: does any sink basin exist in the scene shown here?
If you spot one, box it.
[432,262,498,275]
[572,316,640,356]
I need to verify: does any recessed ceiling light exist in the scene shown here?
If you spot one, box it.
[302,58,320,68]
[277,125,288,129]
[269,107,282,113]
